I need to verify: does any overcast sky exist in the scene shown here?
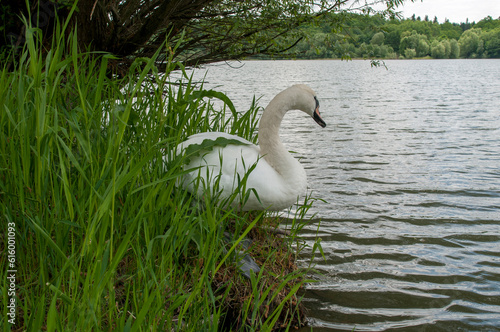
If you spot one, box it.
[396,0,500,23]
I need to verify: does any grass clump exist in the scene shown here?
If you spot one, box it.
[0,21,321,331]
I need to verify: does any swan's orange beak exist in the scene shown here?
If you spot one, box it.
[313,97,326,128]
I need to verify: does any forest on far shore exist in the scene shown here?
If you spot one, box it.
[282,14,500,60]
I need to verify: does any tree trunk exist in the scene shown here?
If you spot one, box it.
[73,0,108,52]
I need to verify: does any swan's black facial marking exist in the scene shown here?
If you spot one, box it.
[313,96,326,128]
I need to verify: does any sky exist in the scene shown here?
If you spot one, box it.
[396,0,500,24]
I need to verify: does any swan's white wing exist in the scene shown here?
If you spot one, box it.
[178,132,295,210]
[178,132,258,195]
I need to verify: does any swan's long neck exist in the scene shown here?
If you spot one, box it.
[258,91,306,185]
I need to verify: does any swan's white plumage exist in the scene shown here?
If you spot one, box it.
[176,84,325,211]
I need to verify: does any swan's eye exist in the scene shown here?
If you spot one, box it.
[314,96,319,110]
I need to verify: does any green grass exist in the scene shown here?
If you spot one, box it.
[0,20,322,332]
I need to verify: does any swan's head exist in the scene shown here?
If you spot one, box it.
[290,84,326,128]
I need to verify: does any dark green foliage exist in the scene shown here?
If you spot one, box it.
[288,13,500,59]
[182,137,250,163]
[0,1,425,72]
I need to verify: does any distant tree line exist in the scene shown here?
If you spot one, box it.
[289,14,500,59]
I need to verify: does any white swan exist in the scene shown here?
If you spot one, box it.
[177,84,326,211]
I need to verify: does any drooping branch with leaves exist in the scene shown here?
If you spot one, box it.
[1,0,415,72]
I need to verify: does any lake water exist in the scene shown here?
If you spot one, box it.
[187,59,500,331]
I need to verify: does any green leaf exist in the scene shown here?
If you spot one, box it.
[129,293,156,332]
[182,136,250,162]
[189,89,237,116]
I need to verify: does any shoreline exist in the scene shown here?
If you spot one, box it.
[243,56,499,61]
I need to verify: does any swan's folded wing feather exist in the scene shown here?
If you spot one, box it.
[177,131,304,211]
[178,132,260,195]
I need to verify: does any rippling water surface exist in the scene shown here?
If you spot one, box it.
[188,60,500,331]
